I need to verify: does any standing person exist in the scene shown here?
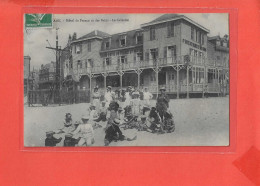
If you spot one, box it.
[130,91,142,117]
[105,86,113,108]
[92,86,101,113]
[73,115,95,146]
[156,87,169,122]
[143,87,153,108]
[123,86,132,108]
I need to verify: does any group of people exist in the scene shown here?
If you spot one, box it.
[45,86,175,147]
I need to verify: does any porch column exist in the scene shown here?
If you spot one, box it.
[89,73,92,103]
[104,74,107,89]
[152,67,161,98]
[186,66,189,98]
[202,67,205,98]
[136,69,143,90]
[119,71,123,90]
[176,65,179,99]
[156,69,159,98]
[137,71,140,90]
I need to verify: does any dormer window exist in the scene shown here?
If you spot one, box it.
[167,22,175,37]
[104,38,111,50]
[75,45,82,54]
[105,41,110,49]
[120,35,126,47]
[136,32,143,44]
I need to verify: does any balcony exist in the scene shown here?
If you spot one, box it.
[67,55,228,76]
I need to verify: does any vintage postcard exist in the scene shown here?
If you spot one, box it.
[24,13,229,147]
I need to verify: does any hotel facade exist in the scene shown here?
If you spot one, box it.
[63,14,229,98]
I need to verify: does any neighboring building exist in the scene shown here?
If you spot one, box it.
[24,56,33,95]
[38,61,56,90]
[31,68,39,90]
[62,14,229,98]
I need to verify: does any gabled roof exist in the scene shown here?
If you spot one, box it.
[141,14,210,33]
[71,30,110,43]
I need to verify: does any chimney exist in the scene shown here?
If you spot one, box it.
[72,32,77,40]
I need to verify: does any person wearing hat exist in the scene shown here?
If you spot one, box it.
[156,87,169,122]
[104,118,137,146]
[123,87,132,108]
[105,86,114,108]
[130,90,142,116]
[73,115,95,146]
[92,86,101,113]
[56,113,78,135]
[143,87,153,108]
[45,131,62,147]
[63,133,81,147]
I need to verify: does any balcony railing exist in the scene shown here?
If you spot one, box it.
[65,55,228,76]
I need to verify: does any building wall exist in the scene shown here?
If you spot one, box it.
[24,56,31,78]
[180,21,208,58]
[143,20,182,60]
[71,39,103,74]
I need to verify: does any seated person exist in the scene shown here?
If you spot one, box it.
[104,118,137,146]
[45,131,62,147]
[138,115,152,132]
[88,104,102,129]
[95,101,107,121]
[148,107,165,134]
[56,113,78,134]
[73,115,95,146]
[163,110,175,133]
[63,133,81,147]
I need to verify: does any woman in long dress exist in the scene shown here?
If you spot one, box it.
[105,86,113,108]
[92,86,101,113]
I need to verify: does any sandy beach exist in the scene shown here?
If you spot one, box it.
[24,97,229,147]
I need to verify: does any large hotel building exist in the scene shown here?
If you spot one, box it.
[62,14,229,98]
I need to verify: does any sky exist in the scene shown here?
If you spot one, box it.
[24,13,229,69]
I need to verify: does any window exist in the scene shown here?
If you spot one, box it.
[75,45,82,54]
[191,27,194,40]
[168,73,174,81]
[105,57,111,66]
[120,35,126,47]
[136,34,143,44]
[77,60,82,69]
[223,42,227,47]
[216,40,221,46]
[88,59,93,67]
[88,42,91,52]
[201,33,204,45]
[168,46,176,58]
[150,48,158,60]
[120,56,127,64]
[150,73,156,81]
[167,22,175,37]
[136,52,143,61]
[217,56,220,60]
[105,41,110,49]
[150,27,155,40]
[196,30,200,43]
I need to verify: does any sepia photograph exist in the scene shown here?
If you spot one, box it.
[24,13,230,147]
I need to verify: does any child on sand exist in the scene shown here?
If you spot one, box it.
[104,118,137,146]
[45,131,62,147]
[73,115,95,146]
[63,133,81,147]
